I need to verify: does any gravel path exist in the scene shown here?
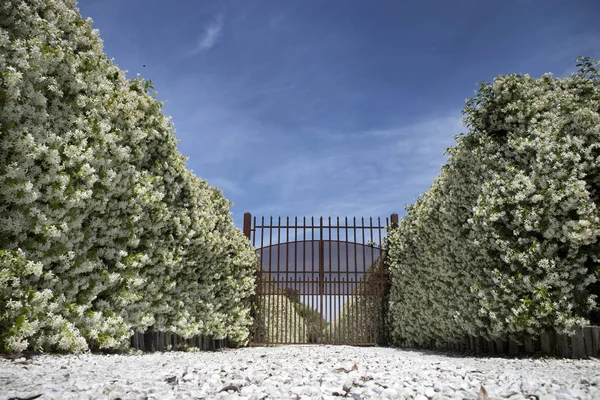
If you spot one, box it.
[1,345,598,400]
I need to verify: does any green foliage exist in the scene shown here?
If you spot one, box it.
[387,58,600,347]
[0,0,256,353]
[0,249,87,352]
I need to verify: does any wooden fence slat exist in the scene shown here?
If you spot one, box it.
[476,337,484,354]
[144,331,151,352]
[541,331,556,355]
[509,338,519,356]
[591,327,600,358]
[481,338,489,354]
[583,327,594,357]
[556,333,570,358]
[495,338,505,354]
[129,332,231,352]
[571,327,585,359]
[524,337,535,354]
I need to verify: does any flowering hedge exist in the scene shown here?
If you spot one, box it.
[387,59,600,347]
[0,0,257,353]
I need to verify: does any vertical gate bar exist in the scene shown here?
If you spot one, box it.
[317,218,321,343]
[378,217,383,252]
[313,217,322,343]
[294,217,298,344]
[380,252,385,345]
[367,217,372,343]
[307,217,315,341]
[336,217,341,345]
[373,217,380,344]
[284,271,289,343]
[251,215,258,344]
[339,274,343,345]
[349,217,354,343]
[348,272,353,343]
[319,217,324,344]
[277,216,282,344]
[310,216,315,343]
[352,217,358,341]
[259,216,265,344]
[302,216,307,343]
[375,219,380,344]
[345,217,350,343]
[369,217,375,344]
[341,275,346,343]
[384,216,389,343]
[267,216,273,344]
[361,217,367,344]
[305,217,309,343]
[328,216,332,344]
[357,217,362,343]
[285,217,290,343]
[332,276,337,344]
[293,275,298,344]
[374,249,381,345]
[377,217,387,341]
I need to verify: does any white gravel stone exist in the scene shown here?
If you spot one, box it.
[1,345,598,399]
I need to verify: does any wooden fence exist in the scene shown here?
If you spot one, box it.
[419,326,600,359]
[128,326,599,358]
[130,332,229,352]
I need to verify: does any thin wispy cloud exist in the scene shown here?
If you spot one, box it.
[250,113,464,220]
[190,14,224,55]
[207,177,246,198]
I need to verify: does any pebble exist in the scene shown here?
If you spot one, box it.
[0,345,598,399]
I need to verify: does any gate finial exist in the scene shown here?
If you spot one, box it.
[390,213,399,229]
[243,212,252,239]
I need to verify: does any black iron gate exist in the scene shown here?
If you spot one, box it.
[243,213,397,345]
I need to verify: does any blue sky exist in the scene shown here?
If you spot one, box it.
[78,0,600,229]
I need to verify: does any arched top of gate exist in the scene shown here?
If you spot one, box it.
[243,213,398,273]
[255,239,383,273]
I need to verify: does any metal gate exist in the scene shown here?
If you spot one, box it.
[243,213,397,345]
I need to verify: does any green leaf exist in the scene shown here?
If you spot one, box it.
[15,314,25,328]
